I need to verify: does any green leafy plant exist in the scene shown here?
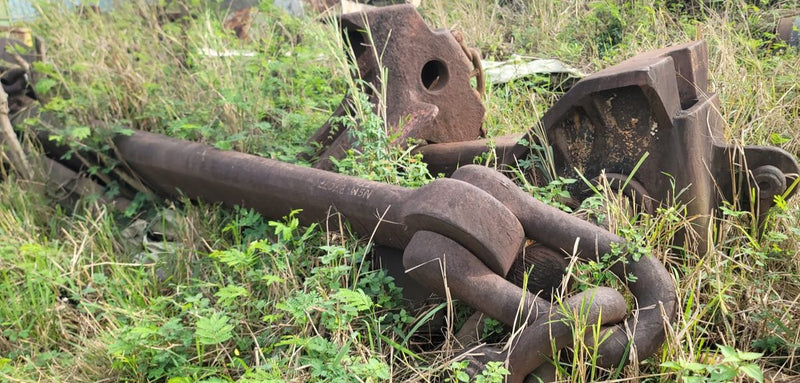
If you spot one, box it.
[448,360,509,383]
[661,345,764,383]
[195,312,235,346]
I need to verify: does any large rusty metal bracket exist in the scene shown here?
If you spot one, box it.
[419,41,800,252]
[305,4,486,169]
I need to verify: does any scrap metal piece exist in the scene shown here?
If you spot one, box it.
[306,4,485,169]
[113,130,524,275]
[778,15,800,48]
[542,40,798,251]
[418,41,800,253]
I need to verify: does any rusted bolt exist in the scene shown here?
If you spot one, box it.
[753,165,787,207]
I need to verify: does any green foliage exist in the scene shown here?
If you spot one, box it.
[331,89,435,187]
[448,360,471,383]
[474,362,511,383]
[96,206,410,381]
[23,0,345,216]
[195,312,235,346]
[582,1,626,58]
[526,176,577,212]
[570,226,651,291]
[448,360,509,383]
[661,345,764,383]
[276,335,390,382]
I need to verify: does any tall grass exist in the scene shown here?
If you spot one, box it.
[0,0,798,382]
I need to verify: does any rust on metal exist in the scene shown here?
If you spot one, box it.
[451,165,677,368]
[777,15,800,48]
[418,41,800,253]
[505,243,571,300]
[542,40,798,251]
[306,4,486,169]
[113,130,525,272]
[404,231,628,383]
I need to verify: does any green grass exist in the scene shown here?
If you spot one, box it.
[1,0,800,382]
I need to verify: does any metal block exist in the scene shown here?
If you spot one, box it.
[306,4,485,169]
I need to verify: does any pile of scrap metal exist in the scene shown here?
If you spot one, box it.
[2,5,798,382]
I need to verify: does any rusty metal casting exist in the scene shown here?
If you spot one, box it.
[113,130,525,275]
[418,40,800,253]
[304,4,486,169]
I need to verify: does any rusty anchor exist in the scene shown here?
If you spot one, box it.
[3,75,652,375]
[304,4,486,169]
[418,40,800,252]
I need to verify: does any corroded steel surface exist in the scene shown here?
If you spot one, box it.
[418,40,800,253]
[404,230,627,383]
[451,165,677,368]
[542,40,798,252]
[113,130,524,274]
[307,4,485,169]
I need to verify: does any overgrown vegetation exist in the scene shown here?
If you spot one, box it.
[1,0,799,382]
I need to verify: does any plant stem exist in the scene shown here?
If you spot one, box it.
[0,86,34,180]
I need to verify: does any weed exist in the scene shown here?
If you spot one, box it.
[447,360,509,383]
[661,344,764,383]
